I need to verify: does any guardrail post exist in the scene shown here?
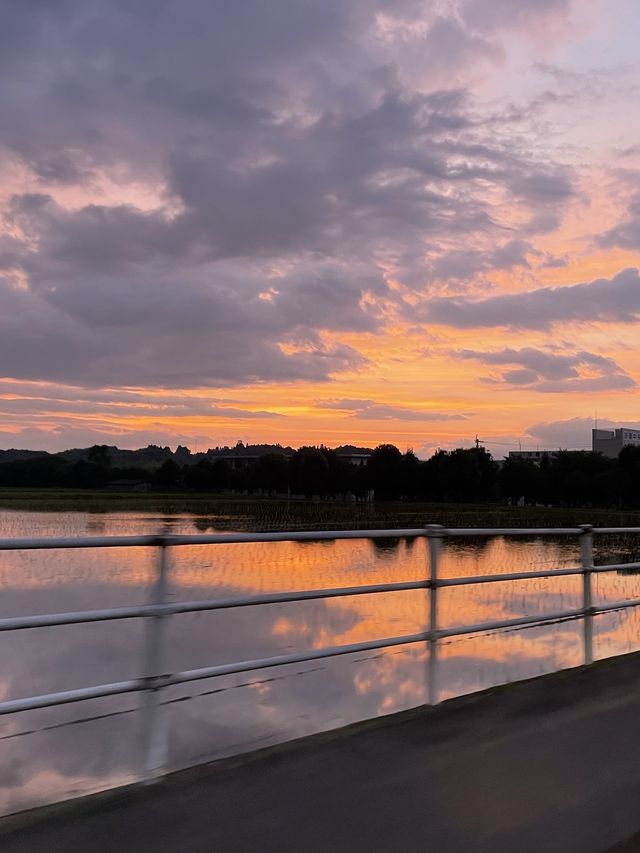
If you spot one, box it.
[426,525,443,705]
[140,536,171,783]
[580,525,594,666]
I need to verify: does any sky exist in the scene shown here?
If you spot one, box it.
[1,0,640,458]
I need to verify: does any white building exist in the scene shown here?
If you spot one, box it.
[592,427,640,458]
[508,450,558,463]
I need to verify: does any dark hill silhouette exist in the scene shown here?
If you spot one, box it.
[1,442,637,509]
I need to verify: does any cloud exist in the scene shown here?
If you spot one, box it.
[0,394,285,420]
[426,268,640,330]
[0,425,212,453]
[524,417,635,450]
[427,239,534,283]
[419,15,500,77]
[618,145,640,159]
[460,0,572,35]
[597,194,640,250]
[0,382,287,451]
[0,2,582,391]
[317,399,468,421]
[458,347,635,392]
[0,202,371,386]
[539,253,569,269]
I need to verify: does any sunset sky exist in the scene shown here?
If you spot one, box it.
[2,0,640,458]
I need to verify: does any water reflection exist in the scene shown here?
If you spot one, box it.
[369,537,402,558]
[1,510,640,816]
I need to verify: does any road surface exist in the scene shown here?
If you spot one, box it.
[3,652,640,852]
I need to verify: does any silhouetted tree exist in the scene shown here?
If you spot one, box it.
[88,445,111,467]
[421,450,448,501]
[290,447,329,498]
[500,458,543,504]
[0,456,68,487]
[402,450,421,500]
[366,444,404,500]
[7,438,640,509]
[174,445,192,464]
[612,446,640,506]
[422,447,497,502]
[184,459,215,491]
[547,451,610,506]
[154,459,182,489]
[252,453,289,494]
[322,448,352,496]
[211,459,233,490]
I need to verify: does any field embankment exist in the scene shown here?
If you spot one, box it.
[1,489,640,532]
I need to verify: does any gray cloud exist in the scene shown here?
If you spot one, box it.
[458,347,635,392]
[533,60,640,104]
[0,1,582,391]
[317,399,468,421]
[0,208,370,387]
[461,0,571,33]
[0,395,285,420]
[539,253,569,269]
[427,239,534,283]
[598,194,640,251]
[525,417,639,450]
[427,268,640,330]
[419,15,499,76]
[0,425,214,453]
[618,145,640,158]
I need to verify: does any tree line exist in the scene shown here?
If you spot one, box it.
[1,442,640,507]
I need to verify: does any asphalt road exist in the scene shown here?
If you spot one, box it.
[4,653,640,853]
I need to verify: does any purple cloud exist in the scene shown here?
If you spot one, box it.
[525,417,640,450]
[597,195,640,251]
[317,399,468,421]
[458,347,635,392]
[427,268,640,330]
[0,2,582,390]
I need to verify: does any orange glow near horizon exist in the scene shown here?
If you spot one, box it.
[3,235,640,456]
[2,3,640,457]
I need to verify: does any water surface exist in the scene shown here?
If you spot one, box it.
[1,510,640,816]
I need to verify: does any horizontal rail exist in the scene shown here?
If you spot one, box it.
[1,559,637,633]
[0,581,430,632]
[170,631,429,684]
[0,632,429,715]
[4,592,640,716]
[590,528,640,535]
[0,527,599,551]
[0,606,158,632]
[592,562,640,573]
[437,608,584,638]
[0,530,427,551]
[0,680,143,715]
[593,596,640,613]
[443,528,582,537]
[4,525,640,733]
[437,566,582,587]
[438,596,640,640]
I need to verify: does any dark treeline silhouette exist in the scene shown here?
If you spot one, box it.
[1,441,640,507]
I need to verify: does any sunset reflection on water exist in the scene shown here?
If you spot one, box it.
[1,510,640,815]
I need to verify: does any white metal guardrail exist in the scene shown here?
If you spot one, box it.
[2,524,640,782]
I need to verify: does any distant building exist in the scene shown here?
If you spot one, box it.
[592,427,640,459]
[200,442,373,470]
[106,479,151,492]
[508,450,559,463]
[334,445,372,466]
[206,442,294,470]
